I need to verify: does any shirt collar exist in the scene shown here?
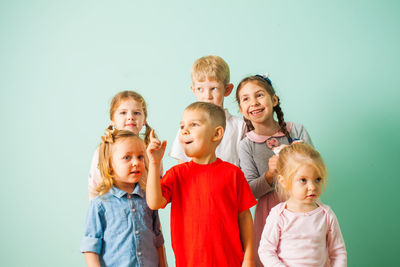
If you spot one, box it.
[109,184,145,199]
[245,122,292,143]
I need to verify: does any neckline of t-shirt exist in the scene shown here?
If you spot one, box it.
[283,203,322,216]
[189,158,222,167]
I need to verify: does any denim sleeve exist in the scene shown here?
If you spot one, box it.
[80,200,104,254]
[152,210,164,248]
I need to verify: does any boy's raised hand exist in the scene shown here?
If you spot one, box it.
[147,129,167,164]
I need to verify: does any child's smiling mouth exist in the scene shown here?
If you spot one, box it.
[249,108,264,115]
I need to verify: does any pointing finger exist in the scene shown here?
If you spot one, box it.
[150,129,156,139]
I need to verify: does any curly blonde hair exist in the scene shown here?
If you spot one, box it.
[96,128,148,196]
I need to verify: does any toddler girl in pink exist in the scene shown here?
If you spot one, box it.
[258,143,347,267]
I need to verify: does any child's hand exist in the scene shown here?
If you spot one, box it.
[265,155,279,184]
[147,130,167,164]
[272,144,288,155]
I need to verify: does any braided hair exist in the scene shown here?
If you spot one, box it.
[236,75,292,143]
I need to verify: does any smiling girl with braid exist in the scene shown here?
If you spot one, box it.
[236,74,313,267]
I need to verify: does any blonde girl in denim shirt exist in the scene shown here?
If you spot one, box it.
[81,128,166,267]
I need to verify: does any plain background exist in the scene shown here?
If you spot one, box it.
[1,0,399,266]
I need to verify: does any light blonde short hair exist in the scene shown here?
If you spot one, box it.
[191,55,230,85]
[276,143,327,199]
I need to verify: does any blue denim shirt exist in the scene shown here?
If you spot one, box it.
[80,185,164,267]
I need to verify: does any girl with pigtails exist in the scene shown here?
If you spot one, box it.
[81,128,166,266]
[236,74,313,267]
[88,91,154,201]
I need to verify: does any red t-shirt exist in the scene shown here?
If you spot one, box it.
[161,158,257,267]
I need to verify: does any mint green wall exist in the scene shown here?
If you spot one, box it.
[1,0,399,266]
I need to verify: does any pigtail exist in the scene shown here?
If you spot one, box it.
[96,131,115,196]
[243,117,254,132]
[142,122,153,147]
[274,100,292,143]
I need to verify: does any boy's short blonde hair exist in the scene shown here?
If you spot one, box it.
[186,101,226,130]
[191,55,230,85]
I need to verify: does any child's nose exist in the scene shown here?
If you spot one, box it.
[180,126,189,135]
[250,98,258,106]
[207,90,213,99]
[308,182,316,190]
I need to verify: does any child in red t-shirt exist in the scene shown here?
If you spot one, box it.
[146,102,257,267]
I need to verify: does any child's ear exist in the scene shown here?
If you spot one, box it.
[190,84,196,94]
[272,94,279,107]
[212,126,224,142]
[278,175,286,188]
[224,83,234,97]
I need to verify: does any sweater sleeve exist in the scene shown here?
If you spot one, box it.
[327,209,347,267]
[238,139,274,199]
[290,123,313,146]
[258,206,286,267]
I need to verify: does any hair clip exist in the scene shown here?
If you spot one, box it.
[292,139,304,144]
[101,125,116,143]
[273,144,287,155]
[256,73,272,86]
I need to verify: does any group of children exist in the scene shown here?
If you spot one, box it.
[80,55,347,267]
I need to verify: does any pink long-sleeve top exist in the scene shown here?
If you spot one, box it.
[258,202,347,267]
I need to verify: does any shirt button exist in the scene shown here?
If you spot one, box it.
[132,208,136,212]
[135,230,139,234]
[138,252,142,256]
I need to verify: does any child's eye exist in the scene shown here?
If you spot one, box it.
[197,87,202,92]
[211,87,217,91]
[190,122,198,127]
[241,97,248,102]
[138,155,144,160]
[180,125,184,130]
[134,111,142,116]
[257,93,264,98]
[315,177,322,183]
[300,178,307,183]
[120,111,127,115]
[124,155,131,160]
